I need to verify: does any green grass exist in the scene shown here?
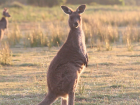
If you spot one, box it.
[0,45,140,105]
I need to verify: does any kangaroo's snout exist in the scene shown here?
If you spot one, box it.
[73,22,78,28]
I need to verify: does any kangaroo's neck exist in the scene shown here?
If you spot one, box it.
[66,26,85,49]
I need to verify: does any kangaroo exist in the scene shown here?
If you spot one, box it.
[38,4,88,105]
[0,8,10,40]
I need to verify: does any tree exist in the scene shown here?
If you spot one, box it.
[67,0,125,5]
[0,0,7,5]
[46,0,67,7]
[27,0,67,7]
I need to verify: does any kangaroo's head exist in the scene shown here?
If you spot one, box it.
[61,5,86,29]
[3,8,11,17]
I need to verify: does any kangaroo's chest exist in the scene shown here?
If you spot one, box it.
[4,21,7,29]
[78,34,86,56]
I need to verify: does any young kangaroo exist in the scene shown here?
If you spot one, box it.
[0,8,10,40]
[38,4,88,105]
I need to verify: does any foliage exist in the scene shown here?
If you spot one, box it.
[67,0,124,5]
[2,1,24,9]
[0,0,7,5]
[9,1,24,8]
[1,6,140,48]
[97,0,125,5]
[27,0,67,7]
[46,0,67,7]
[6,24,22,47]
[124,0,140,6]
[0,43,12,66]
[66,0,93,4]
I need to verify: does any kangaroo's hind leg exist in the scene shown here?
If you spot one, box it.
[61,94,68,105]
[0,29,4,40]
[68,91,75,105]
[0,29,4,48]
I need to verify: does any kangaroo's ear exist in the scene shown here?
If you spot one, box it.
[76,4,86,14]
[61,6,73,15]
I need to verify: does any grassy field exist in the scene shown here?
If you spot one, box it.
[0,44,140,105]
[0,4,140,105]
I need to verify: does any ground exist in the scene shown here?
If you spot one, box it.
[0,43,140,105]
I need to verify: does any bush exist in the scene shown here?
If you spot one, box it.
[0,0,7,5]
[0,43,12,66]
[2,1,24,9]
[9,1,24,8]
[47,0,67,7]
[27,0,67,7]
[124,0,136,5]
[67,0,124,5]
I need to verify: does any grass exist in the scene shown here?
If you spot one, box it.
[0,5,139,50]
[0,5,140,48]
[0,43,12,66]
[1,5,140,49]
[0,45,140,105]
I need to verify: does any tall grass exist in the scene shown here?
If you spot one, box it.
[5,21,140,49]
[0,43,12,65]
[6,24,22,46]
[122,25,140,51]
[1,5,140,49]
[23,22,67,47]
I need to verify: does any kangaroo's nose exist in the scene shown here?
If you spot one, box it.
[73,22,78,28]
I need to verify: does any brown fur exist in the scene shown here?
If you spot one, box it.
[0,8,10,40]
[38,5,88,105]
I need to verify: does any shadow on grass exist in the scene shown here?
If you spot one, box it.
[88,63,115,67]
[18,63,40,67]
[117,55,140,57]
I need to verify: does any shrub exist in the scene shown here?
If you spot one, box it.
[67,0,124,5]
[27,0,67,7]
[9,1,24,9]
[0,0,7,5]
[0,43,12,66]
[6,24,22,47]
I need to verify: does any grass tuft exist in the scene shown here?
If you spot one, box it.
[0,43,12,66]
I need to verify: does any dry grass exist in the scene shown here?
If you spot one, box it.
[0,44,140,105]
[0,43,12,66]
[1,5,140,49]
[6,23,22,46]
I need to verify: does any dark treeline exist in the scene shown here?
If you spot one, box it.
[27,0,124,7]
[67,0,124,5]
[2,0,140,7]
